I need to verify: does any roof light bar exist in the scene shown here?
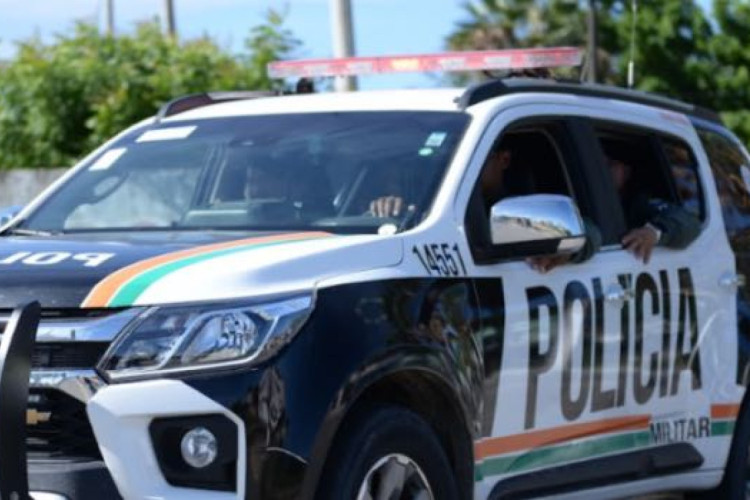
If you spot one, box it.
[268,47,582,79]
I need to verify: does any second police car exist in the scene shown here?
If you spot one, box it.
[1,47,750,499]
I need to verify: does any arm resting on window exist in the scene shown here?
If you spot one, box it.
[651,205,702,249]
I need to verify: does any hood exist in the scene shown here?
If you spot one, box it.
[0,231,402,309]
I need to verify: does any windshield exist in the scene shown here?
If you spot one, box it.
[20,111,469,235]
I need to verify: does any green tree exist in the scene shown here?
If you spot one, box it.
[447,1,589,82]
[0,10,299,168]
[709,0,750,143]
[446,0,750,145]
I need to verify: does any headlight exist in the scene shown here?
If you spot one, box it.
[98,294,313,381]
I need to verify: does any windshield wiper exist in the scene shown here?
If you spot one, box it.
[3,227,57,237]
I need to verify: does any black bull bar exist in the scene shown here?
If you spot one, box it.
[0,301,41,500]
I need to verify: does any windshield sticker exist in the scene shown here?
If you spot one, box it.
[425,132,447,148]
[89,148,127,171]
[136,126,197,143]
[418,147,434,157]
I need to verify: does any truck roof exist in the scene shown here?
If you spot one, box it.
[162,80,721,127]
[164,88,467,121]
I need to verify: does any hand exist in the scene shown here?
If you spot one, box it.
[527,254,571,274]
[369,196,405,217]
[622,225,659,264]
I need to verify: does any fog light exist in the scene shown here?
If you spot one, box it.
[180,427,218,469]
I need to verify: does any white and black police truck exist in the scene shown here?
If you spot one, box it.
[1,47,750,500]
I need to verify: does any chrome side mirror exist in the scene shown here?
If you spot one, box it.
[489,194,586,256]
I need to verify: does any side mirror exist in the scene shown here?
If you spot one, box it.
[489,194,586,258]
[0,206,22,226]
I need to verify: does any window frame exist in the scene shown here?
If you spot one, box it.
[582,118,708,251]
[464,117,592,265]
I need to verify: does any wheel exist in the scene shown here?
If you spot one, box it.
[316,405,460,500]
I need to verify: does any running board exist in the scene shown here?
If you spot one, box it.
[0,302,41,500]
[489,442,704,499]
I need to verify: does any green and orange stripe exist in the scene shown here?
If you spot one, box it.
[474,403,741,482]
[711,403,740,437]
[82,232,333,308]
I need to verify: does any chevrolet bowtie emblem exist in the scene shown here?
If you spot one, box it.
[26,409,51,426]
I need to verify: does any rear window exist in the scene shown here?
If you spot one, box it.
[592,122,706,244]
[698,128,750,238]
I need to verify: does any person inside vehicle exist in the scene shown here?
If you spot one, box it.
[608,153,701,264]
[372,140,601,272]
[244,155,333,223]
[476,142,601,273]
[370,144,515,217]
[244,158,286,202]
[368,174,415,218]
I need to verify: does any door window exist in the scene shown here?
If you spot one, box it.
[593,124,705,247]
[465,121,584,261]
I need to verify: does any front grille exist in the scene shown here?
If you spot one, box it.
[31,342,110,369]
[0,307,131,461]
[27,388,101,460]
[0,308,116,335]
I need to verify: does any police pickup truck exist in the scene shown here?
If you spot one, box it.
[1,47,750,500]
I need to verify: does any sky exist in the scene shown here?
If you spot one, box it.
[0,0,467,90]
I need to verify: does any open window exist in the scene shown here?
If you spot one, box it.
[593,123,705,246]
[661,137,704,221]
[465,120,586,263]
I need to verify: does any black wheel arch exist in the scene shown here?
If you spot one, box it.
[299,349,476,500]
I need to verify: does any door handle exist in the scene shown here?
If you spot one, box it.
[719,272,746,289]
[605,284,634,304]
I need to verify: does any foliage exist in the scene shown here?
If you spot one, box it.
[0,10,299,168]
[709,0,750,143]
[447,0,587,83]
[447,0,750,145]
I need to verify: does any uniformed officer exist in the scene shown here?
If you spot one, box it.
[610,157,701,264]
[370,143,602,273]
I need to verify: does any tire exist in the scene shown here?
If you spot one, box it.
[315,405,460,500]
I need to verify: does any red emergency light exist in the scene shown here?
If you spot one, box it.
[267,47,582,79]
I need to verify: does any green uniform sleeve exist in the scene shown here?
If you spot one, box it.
[651,205,702,249]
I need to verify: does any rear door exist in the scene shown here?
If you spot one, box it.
[577,119,726,466]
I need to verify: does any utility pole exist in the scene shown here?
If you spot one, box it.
[163,0,176,38]
[587,0,598,83]
[330,0,357,91]
[104,0,115,36]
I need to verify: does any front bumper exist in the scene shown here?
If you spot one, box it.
[87,379,247,500]
[29,460,120,500]
[1,304,249,500]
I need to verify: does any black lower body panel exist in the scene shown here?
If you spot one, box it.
[490,442,703,499]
